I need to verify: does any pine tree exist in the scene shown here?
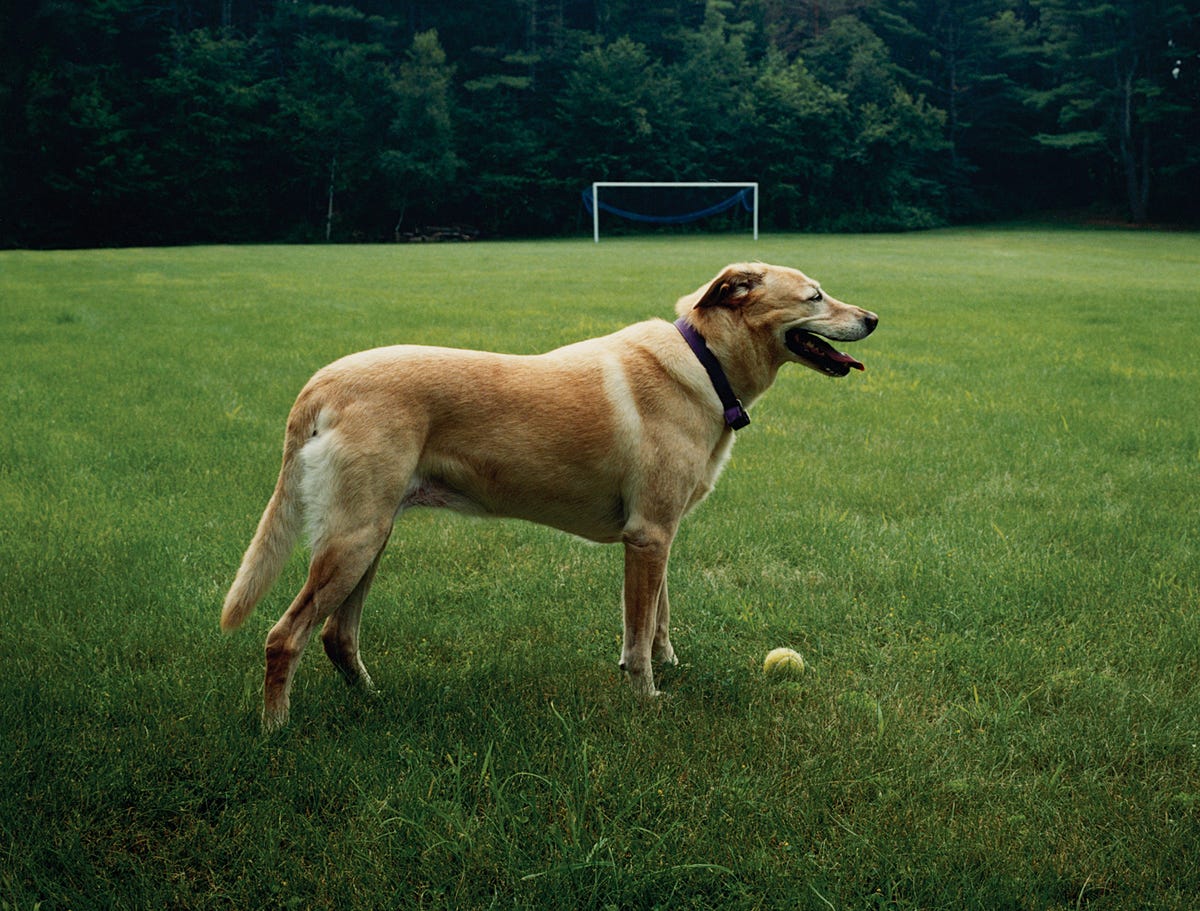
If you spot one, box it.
[1030,0,1192,222]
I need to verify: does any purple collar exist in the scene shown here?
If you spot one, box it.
[674,317,750,431]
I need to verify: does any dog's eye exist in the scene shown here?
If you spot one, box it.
[809,290,823,302]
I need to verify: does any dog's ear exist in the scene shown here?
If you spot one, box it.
[695,266,763,310]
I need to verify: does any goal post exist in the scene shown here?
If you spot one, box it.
[589,181,759,242]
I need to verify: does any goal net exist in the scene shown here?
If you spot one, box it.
[583,182,758,242]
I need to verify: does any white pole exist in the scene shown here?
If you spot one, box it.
[753,182,759,241]
[592,183,600,243]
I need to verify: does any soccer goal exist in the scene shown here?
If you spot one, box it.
[585,181,759,242]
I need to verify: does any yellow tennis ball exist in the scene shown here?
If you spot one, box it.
[763,647,805,678]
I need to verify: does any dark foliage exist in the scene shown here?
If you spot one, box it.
[2,0,1197,246]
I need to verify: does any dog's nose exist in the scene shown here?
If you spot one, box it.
[862,312,879,334]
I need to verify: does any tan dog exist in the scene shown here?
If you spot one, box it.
[222,263,878,729]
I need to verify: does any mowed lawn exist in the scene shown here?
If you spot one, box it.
[1,228,1197,910]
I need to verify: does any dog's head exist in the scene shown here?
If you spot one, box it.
[676,263,878,378]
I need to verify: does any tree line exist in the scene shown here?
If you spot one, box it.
[1,0,1196,247]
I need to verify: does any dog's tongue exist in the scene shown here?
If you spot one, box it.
[785,328,866,375]
[830,349,866,371]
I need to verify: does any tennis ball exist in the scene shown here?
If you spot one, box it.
[763,647,805,678]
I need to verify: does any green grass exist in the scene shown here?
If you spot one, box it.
[2,228,1198,910]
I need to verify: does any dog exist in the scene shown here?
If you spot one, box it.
[221,263,878,729]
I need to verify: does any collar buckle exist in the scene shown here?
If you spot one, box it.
[724,404,750,430]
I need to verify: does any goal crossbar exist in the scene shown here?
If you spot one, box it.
[590,182,758,242]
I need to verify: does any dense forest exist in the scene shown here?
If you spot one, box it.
[2,0,1197,246]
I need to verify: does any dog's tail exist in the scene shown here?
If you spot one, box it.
[220,415,311,632]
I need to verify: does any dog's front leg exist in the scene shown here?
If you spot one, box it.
[620,528,673,697]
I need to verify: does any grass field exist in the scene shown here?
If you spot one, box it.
[1,227,1198,910]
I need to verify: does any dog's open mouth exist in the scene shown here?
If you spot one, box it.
[785,329,865,377]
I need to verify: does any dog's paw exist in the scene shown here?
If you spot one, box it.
[357,668,378,694]
[621,666,660,701]
[653,644,679,667]
[261,704,290,734]
[639,687,668,713]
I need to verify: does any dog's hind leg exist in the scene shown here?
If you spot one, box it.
[321,528,391,691]
[262,521,393,731]
[652,577,678,668]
